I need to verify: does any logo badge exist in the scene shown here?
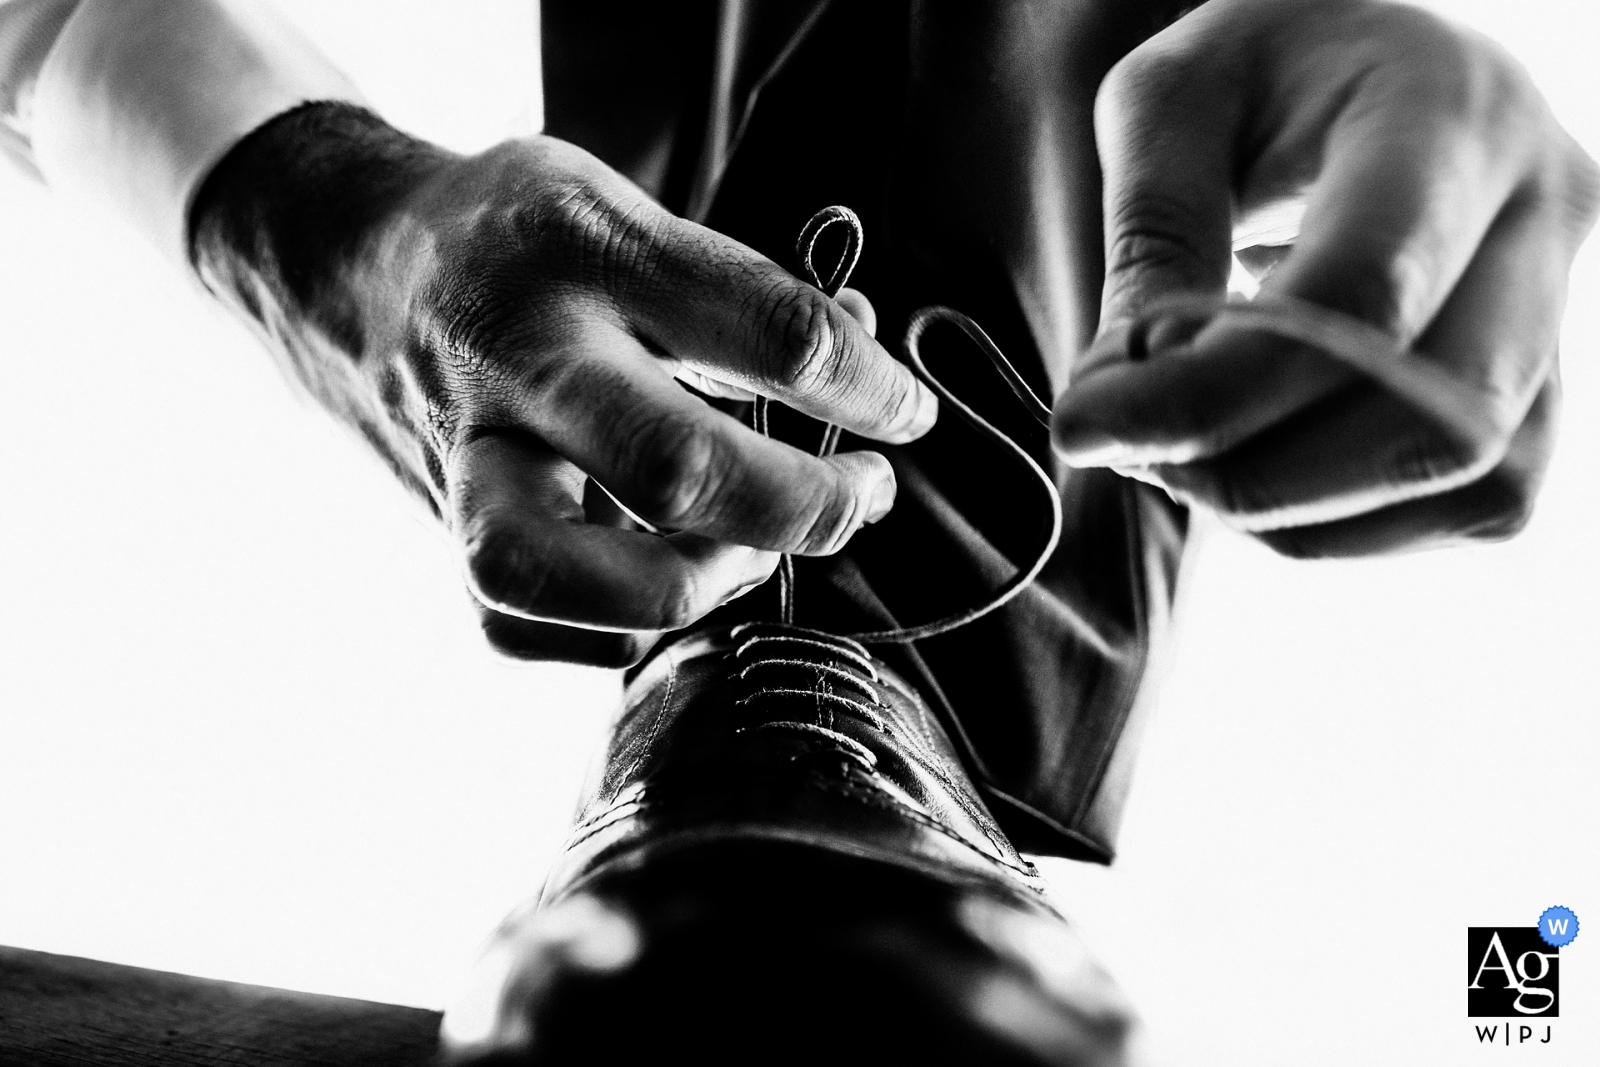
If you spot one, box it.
[1468,927,1560,1017]
[1537,905,1579,948]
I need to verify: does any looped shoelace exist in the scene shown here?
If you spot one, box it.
[756,207,1488,644]
[755,205,1064,644]
[757,206,865,622]
[732,211,1480,783]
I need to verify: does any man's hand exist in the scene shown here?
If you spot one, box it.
[1053,0,1599,556]
[193,105,936,666]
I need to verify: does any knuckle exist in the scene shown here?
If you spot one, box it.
[479,610,536,659]
[1257,530,1324,561]
[479,610,651,667]
[617,413,726,527]
[792,469,867,556]
[1475,499,1536,543]
[1104,193,1229,295]
[1559,144,1600,234]
[799,494,862,556]
[1202,467,1260,523]
[760,286,845,395]
[591,634,654,669]
[1386,431,1492,489]
[650,574,707,632]
[463,523,550,613]
[411,264,579,423]
[545,185,659,293]
[1369,15,1535,143]
[433,153,658,307]
[415,266,517,384]
[1098,40,1199,129]
[509,160,668,302]
[1136,392,1231,463]
[1464,466,1540,543]
[1442,22,1536,115]
[1333,249,1431,337]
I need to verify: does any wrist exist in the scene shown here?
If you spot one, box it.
[190,101,454,355]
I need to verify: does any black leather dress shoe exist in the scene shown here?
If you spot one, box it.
[440,623,1145,1066]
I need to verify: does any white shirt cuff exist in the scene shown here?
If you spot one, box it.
[31,0,363,266]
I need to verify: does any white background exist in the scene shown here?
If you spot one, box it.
[0,2,1594,1064]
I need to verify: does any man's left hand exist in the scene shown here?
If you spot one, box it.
[1053,0,1599,556]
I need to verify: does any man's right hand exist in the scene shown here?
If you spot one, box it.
[192,104,937,667]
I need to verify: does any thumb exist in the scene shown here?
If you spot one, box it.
[1092,42,1238,341]
[1053,39,1261,463]
[834,287,878,338]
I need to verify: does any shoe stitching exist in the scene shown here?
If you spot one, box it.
[803,775,1044,883]
[563,795,646,852]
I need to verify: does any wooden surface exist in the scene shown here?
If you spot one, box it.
[0,946,441,1066]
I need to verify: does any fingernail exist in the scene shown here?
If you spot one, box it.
[865,472,897,524]
[907,381,939,437]
[1100,321,1145,363]
[1144,314,1204,356]
[1109,463,1163,488]
[1051,422,1132,467]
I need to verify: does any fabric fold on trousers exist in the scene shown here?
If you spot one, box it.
[610,0,1192,862]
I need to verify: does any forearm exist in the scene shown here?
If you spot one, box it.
[191,101,457,504]
[191,102,449,357]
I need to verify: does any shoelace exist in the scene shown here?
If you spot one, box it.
[756,205,1064,644]
[728,622,887,776]
[717,209,1067,788]
[760,206,1495,644]
[739,210,1481,786]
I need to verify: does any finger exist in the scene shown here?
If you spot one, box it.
[1138,382,1495,532]
[673,366,756,402]
[1232,243,1294,283]
[1091,37,1238,330]
[1171,47,1536,444]
[453,430,779,632]
[623,215,937,443]
[834,287,878,336]
[1055,323,1353,467]
[1058,159,1573,471]
[1058,36,1340,466]
[1262,42,1532,344]
[1127,181,1570,528]
[517,319,899,556]
[476,603,657,668]
[1061,24,1542,469]
[672,288,876,401]
[1252,379,1558,558]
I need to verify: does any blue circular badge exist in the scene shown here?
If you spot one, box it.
[1538,906,1579,948]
